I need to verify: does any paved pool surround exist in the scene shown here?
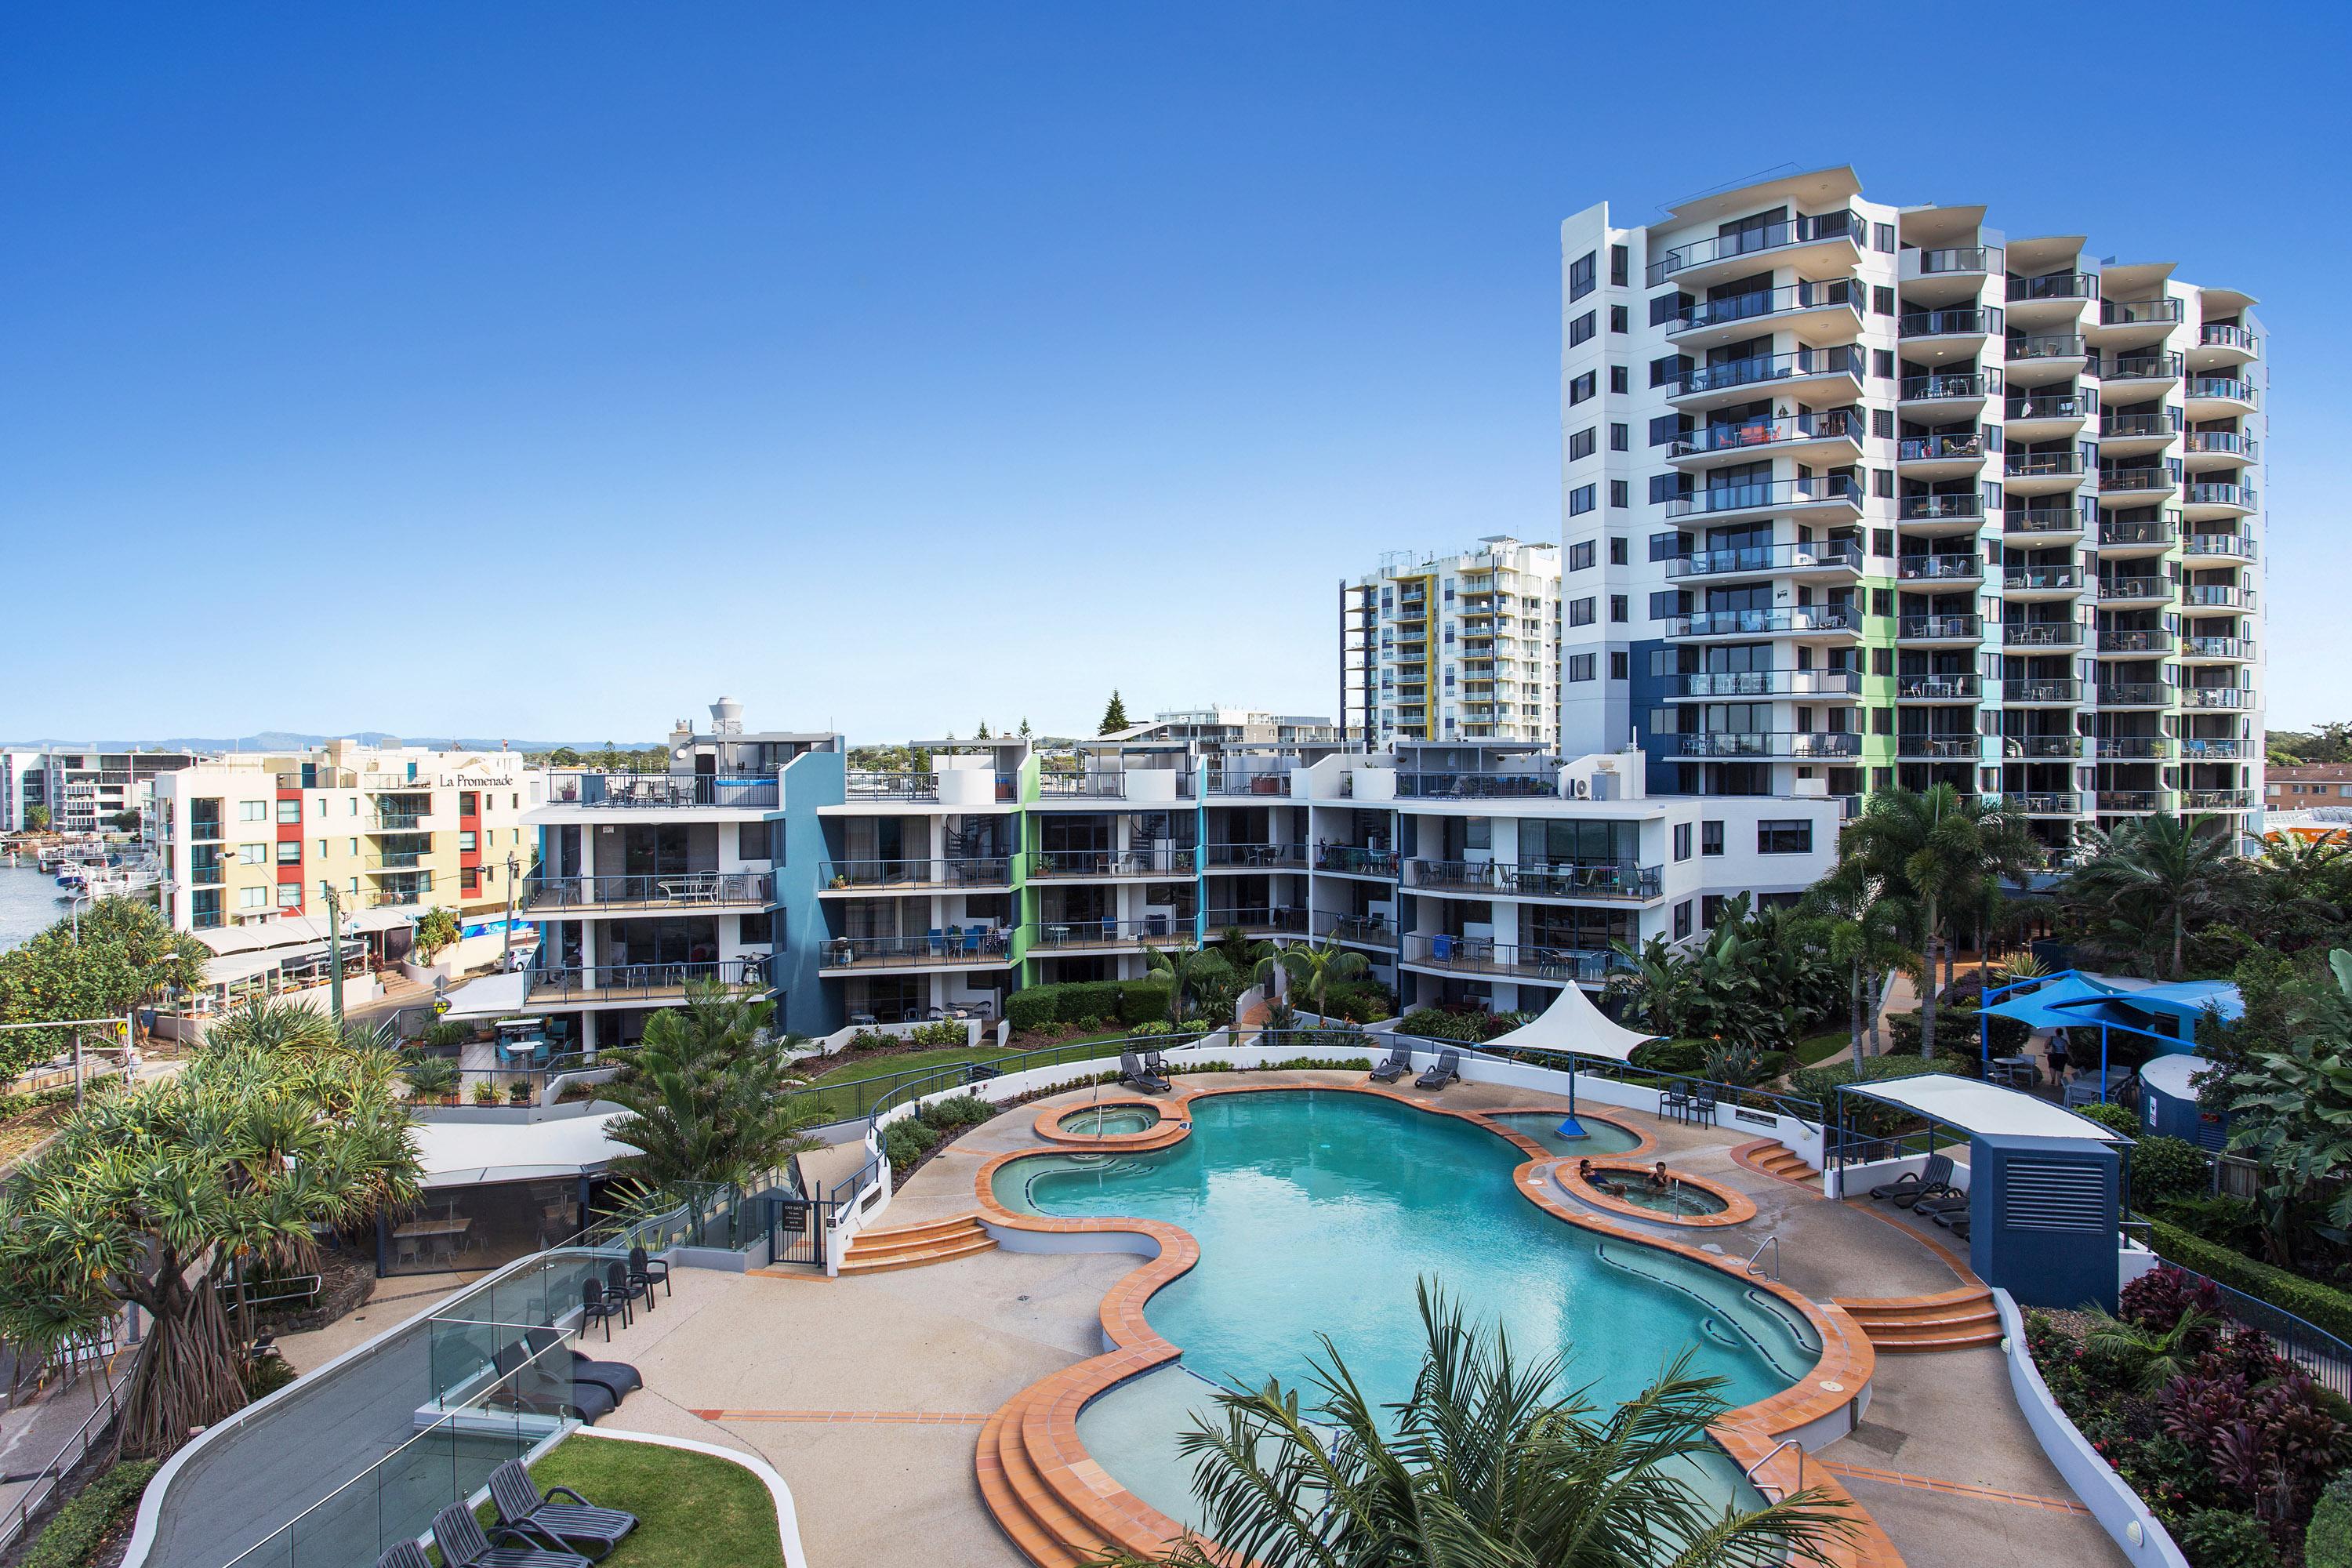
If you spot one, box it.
[967,1076,1900,1568]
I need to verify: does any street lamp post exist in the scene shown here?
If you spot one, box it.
[503,853,520,969]
[325,883,346,1037]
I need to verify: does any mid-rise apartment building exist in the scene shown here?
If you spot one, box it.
[2263,764,2352,813]
[154,741,542,932]
[1555,168,2265,850]
[4,747,203,833]
[0,752,44,833]
[1344,538,1560,750]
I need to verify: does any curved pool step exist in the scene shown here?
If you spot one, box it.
[839,1214,996,1274]
[1730,1137,1818,1186]
[1833,1286,2001,1352]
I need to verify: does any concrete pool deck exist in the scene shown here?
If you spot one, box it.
[589,1069,2122,1568]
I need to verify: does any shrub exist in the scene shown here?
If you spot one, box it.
[1004,989,1058,1032]
[2147,1217,2352,1342]
[1397,1007,1493,1044]
[420,1019,472,1050]
[2310,1475,2352,1568]
[1128,1021,1174,1038]
[23,1458,159,1568]
[2172,1508,2279,1568]
[2132,1134,2211,1204]
[1258,1056,1374,1072]
[906,1020,967,1049]
[1630,1039,1709,1076]
[2074,1101,2140,1138]
[880,1116,938,1171]
[1884,1006,2028,1055]
[846,1028,895,1052]
[1054,982,1122,1025]
[1323,979,1395,1024]
[2120,1265,2227,1334]
[918,1093,995,1129]
[2151,1193,2264,1255]
[1116,983,1173,1026]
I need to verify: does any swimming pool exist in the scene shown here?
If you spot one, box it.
[1489,1109,1646,1156]
[1056,1105,1162,1138]
[993,1090,1817,1526]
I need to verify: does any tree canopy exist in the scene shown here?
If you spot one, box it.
[601,982,815,1189]
[0,898,209,1080]
[1098,690,1131,734]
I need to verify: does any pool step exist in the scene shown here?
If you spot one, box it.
[978,1390,1112,1568]
[838,1214,996,1274]
[1834,1287,2002,1352]
[1731,1138,1818,1185]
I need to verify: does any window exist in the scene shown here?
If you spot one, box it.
[1570,426,1596,460]
[276,884,303,908]
[460,866,479,894]
[1872,285,1895,316]
[1649,413,1683,447]
[1674,901,1693,940]
[1649,531,1682,561]
[1871,707,1893,735]
[1674,823,1693,861]
[1568,653,1597,681]
[1609,536,1628,564]
[1702,894,1726,929]
[1871,528,1894,557]
[239,800,267,822]
[1701,820,1724,856]
[1648,354,1682,389]
[1610,244,1629,285]
[1568,597,1597,626]
[1569,371,1596,405]
[277,840,302,864]
[1872,408,1894,439]
[1648,474,1685,504]
[1610,365,1628,394]
[1609,650,1628,680]
[1569,250,1597,299]
[1466,818,1491,851]
[1758,820,1814,855]
[1609,595,1628,622]
[315,839,327,858]
[1570,310,1596,346]
[1649,292,1686,327]
[739,910,773,945]
[1609,422,1628,452]
[275,800,300,823]
[1874,222,1896,253]
[1873,349,1895,379]
[235,885,266,909]
[1569,540,1596,570]
[739,820,772,860]
[347,838,359,856]
[1569,484,1597,515]
[1873,468,1893,498]
[1609,480,1629,508]
[1649,590,1679,620]
[238,843,268,865]
[457,829,477,852]
[1871,647,1893,676]
[1609,304,1628,333]
[459,790,478,816]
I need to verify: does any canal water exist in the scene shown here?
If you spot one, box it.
[0,862,68,953]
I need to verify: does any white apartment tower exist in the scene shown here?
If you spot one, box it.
[1345,536,1561,750]
[1557,168,2264,850]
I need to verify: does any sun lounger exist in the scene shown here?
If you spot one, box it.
[430,1503,592,1568]
[1368,1044,1414,1083]
[489,1460,640,1560]
[1870,1153,1953,1204]
[1120,1051,1171,1094]
[1893,1155,1959,1210]
[1414,1047,1461,1091]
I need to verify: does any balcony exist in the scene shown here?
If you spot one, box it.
[2004,451,2085,493]
[365,811,426,832]
[1205,769,1293,797]
[1319,913,1399,950]
[1397,771,1562,799]
[2006,272,2096,312]
[1035,769,1133,799]
[1316,844,1400,877]
[2101,351,2183,387]
[2184,482,2256,516]
[2099,517,2180,552]
[1895,553,1984,583]
[1668,409,1863,466]
[2193,325,2258,368]
[2006,332,2091,372]
[1204,906,1309,937]
[2005,503,2089,539]
[817,857,1011,893]
[1644,208,1864,289]
[844,771,939,801]
[2003,735,2083,759]
[2092,296,2184,347]
[2096,575,2172,606]
[1670,605,1858,639]
[1899,369,2001,415]
[1668,346,1866,410]
[1029,847,1198,879]
[1896,673,1980,701]
[2002,565,2082,595]
[2183,377,2258,415]
[1899,492,1992,532]
[522,870,775,912]
[2096,791,2173,814]
[546,773,780,811]
[1897,736,1980,760]
[2180,636,2255,662]
[1666,475,1861,524]
[2002,792,2086,815]
[2002,622,2083,649]
[2100,468,2177,506]
[1669,668,1863,699]
[2179,687,2253,710]
[1897,432,1991,478]
[1663,731,1862,759]
[1897,614,1982,643]
[819,931,1013,971]
[1399,933,1624,985]
[1029,918,1188,953]
[1898,306,2002,347]
[2181,789,2257,811]
[1667,280,1863,348]
[1408,858,1663,902]
[2183,430,2258,464]
[525,957,769,1003]
[365,851,426,871]
[2096,626,2173,652]
[1665,540,1860,581]
[2182,583,2256,609]
[2003,678,2082,704]
[1200,841,1308,871]
[2093,737,2172,760]
[2095,684,2172,708]
[2005,391,2091,434]
[2181,739,2254,760]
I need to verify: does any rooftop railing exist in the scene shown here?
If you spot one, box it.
[550,772,780,810]
[521,870,773,909]
[844,771,939,800]
[1394,771,1561,799]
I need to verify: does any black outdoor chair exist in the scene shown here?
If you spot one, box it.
[579,1276,626,1342]
[1868,1152,1954,1205]
[1414,1048,1461,1091]
[605,1259,651,1318]
[1368,1043,1414,1083]
[430,1502,591,1568]
[1688,1087,1719,1127]
[1120,1051,1171,1094]
[628,1244,670,1303]
[488,1460,640,1560]
[379,1542,435,1568]
[1659,1085,1692,1123]
[506,1330,643,1403]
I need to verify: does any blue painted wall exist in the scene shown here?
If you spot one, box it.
[1625,635,1678,796]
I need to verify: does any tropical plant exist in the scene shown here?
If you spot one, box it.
[401,1053,461,1102]
[1145,940,1234,1024]
[1838,784,2040,1055]
[24,804,49,832]
[1102,1283,1850,1567]
[2083,1305,2221,1394]
[2217,948,2352,1265]
[1800,863,1915,1060]
[600,982,818,1188]
[1999,950,2051,981]
[201,998,342,1054]
[1271,937,1370,1024]
[0,897,210,1078]
[411,907,463,964]
[1602,934,1690,1038]
[2061,814,2233,981]
[0,1038,419,1456]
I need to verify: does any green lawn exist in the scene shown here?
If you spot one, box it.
[1791,1030,1851,1066]
[786,1029,1132,1122]
[488,1435,784,1568]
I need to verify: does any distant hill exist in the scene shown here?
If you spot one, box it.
[2,731,659,753]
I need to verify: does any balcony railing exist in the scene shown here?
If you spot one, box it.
[2005,504,2088,534]
[2006,452,2084,479]
[1898,492,1991,523]
[1898,434,1988,463]
[2097,628,2172,654]
[1400,933,1627,984]
[1896,554,1983,581]
[1668,409,1861,459]
[2006,392,2088,421]
[2100,468,2174,493]
[1900,370,2000,402]
[1665,541,1860,579]
[1645,208,1863,285]
[2179,688,2252,710]
[2008,332,2089,362]
[1204,906,1309,935]
[2180,739,2254,760]
[1396,772,1562,799]
[2096,684,2172,706]
[2007,273,2096,303]
[2199,325,2257,353]
[1408,858,1662,902]
[1664,731,1862,759]
[2182,584,2255,608]
[1671,606,1857,637]
[1671,280,1861,333]
[2003,623,2083,648]
[522,870,774,909]
[2181,789,2257,811]
[844,771,939,800]
[2004,566,2082,591]
[1316,844,1399,877]
[1896,736,1979,760]
[2004,735,2082,759]
[1898,614,1982,639]
[1915,245,1997,275]
[2099,297,2183,328]
[2096,791,2173,813]
[2096,579,2172,602]
[365,851,426,870]
[1029,919,1187,951]
[1320,913,1399,949]
[2103,352,2183,382]
[1201,842,1308,870]
[819,932,1011,968]
[2094,738,2172,760]
[1671,345,1866,398]
[1035,769,1131,798]
[525,957,768,1001]
[1899,307,2002,339]
[2004,678,2082,702]
[1670,670,1862,699]
[1205,769,1292,797]
[2100,518,2179,547]
[2186,482,2256,509]
[1030,847,1198,878]
[550,773,780,811]
[365,812,426,832]
[1896,674,1980,699]
[2184,431,2259,459]
[2002,792,2086,814]
[818,858,1011,891]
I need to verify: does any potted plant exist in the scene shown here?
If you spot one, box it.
[507,1080,534,1105]
[471,1079,499,1105]
[402,1055,462,1106]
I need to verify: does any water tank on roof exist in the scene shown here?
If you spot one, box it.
[710,697,744,733]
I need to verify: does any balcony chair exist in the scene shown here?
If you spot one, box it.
[961,927,982,956]
[579,1277,626,1342]
[1432,934,1454,961]
[627,1244,670,1303]
[605,1258,652,1317]
[926,928,946,957]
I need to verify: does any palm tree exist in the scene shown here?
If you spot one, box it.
[1801,865,1915,1060]
[1603,933,1691,1039]
[601,982,816,1188]
[1100,1283,1849,1567]
[2063,814,2230,981]
[1276,937,1370,1023]
[1840,784,2040,1055]
[2083,1306,2219,1395]
[1145,938,1233,1024]
[202,997,342,1054]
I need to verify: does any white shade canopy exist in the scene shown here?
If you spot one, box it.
[409,1111,630,1189]
[1838,1073,2125,1142]
[1483,978,1658,1062]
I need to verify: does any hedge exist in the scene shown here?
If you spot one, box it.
[2310,1475,2352,1568]
[1885,1006,2029,1055]
[1116,982,1171,1026]
[24,1458,158,1568]
[1005,981,1174,1033]
[2145,1215,2352,1344]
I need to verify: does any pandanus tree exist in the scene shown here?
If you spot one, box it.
[601,982,818,1189]
[0,1025,420,1457]
[1102,1283,1851,1567]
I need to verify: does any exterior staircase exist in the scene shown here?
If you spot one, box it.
[1733,1138,1817,1185]
[837,1214,996,1275]
[1833,1285,2002,1352]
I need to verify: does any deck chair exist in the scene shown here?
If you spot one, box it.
[431,1503,591,1568]
[1869,1152,1952,1204]
[488,1460,639,1560]
[1369,1043,1414,1083]
[1911,1192,1969,1219]
[1893,1154,1960,1210]
[1120,1051,1171,1094]
[1414,1047,1461,1090]
[514,1328,643,1401]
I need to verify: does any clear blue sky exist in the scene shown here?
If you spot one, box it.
[4,3,2344,743]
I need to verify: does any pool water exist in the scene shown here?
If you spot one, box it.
[997,1091,1815,1526]
[1592,1174,1730,1216]
[1490,1110,1644,1157]
[1058,1106,1162,1138]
